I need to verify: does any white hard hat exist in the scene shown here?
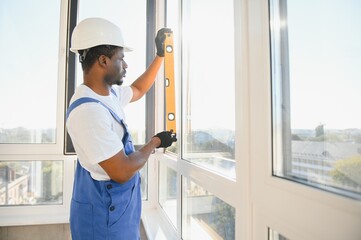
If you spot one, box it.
[70,18,133,53]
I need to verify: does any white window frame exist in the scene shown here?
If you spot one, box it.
[0,0,73,226]
[0,1,67,156]
[249,0,361,239]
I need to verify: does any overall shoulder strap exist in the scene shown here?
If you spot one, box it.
[66,97,124,128]
[66,97,99,120]
[110,88,117,97]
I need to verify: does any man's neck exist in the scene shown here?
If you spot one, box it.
[83,70,111,96]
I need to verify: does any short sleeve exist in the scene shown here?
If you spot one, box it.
[67,103,124,164]
[112,85,133,107]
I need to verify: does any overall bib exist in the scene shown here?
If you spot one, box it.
[67,97,141,240]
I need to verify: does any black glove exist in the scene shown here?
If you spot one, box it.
[154,131,177,148]
[155,28,173,57]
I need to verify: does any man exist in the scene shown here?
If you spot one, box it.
[66,18,176,239]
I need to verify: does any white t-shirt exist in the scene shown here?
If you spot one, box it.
[66,84,133,180]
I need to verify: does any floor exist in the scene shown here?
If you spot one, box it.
[0,222,148,240]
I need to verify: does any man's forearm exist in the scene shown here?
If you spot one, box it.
[124,137,161,176]
[130,56,164,101]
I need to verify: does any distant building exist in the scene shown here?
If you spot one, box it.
[290,141,361,191]
[0,167,29,205]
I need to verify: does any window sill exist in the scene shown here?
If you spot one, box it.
[141,207,178,240]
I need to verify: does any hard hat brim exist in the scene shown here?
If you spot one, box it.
[70,45,133,54]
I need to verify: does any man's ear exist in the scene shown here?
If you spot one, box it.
[98,55,108,67]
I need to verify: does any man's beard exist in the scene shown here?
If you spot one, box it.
[105,77,123,86]
[114,78,124,86]
[115,70,126,85]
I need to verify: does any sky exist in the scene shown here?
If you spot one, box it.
[182,0,235,131]
[0,0,60,129]
[287,0,361,129]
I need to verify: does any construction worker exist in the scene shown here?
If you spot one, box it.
[66,18,176,239]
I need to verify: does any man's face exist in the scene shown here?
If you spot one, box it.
[104,48,127,86]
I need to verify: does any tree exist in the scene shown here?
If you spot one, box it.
[330,155,361,189]
[315,124,324,137]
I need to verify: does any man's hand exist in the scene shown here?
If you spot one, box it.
[153,130,177,148]
[155,28,173,57]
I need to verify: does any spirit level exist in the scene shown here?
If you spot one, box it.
[164,32,176,133]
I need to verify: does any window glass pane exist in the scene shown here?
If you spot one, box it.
[269,228,290,240]
[0,161,63,206]
[77,0,147,145]
[270,0,361,198]
[0,1,60,144]
[182,0,235,178]
[159,163,177,228]
[182,178,235,240]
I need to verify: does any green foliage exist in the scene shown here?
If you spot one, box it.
[211,198,235,240]
[330,155,361,188]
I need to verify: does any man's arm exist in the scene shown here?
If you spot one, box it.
[130,28,172,102]
[98,137,160,183]
[130,56,163,102]
[98,130,176,184]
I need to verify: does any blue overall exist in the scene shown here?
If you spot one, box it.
[66,97,141,240]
